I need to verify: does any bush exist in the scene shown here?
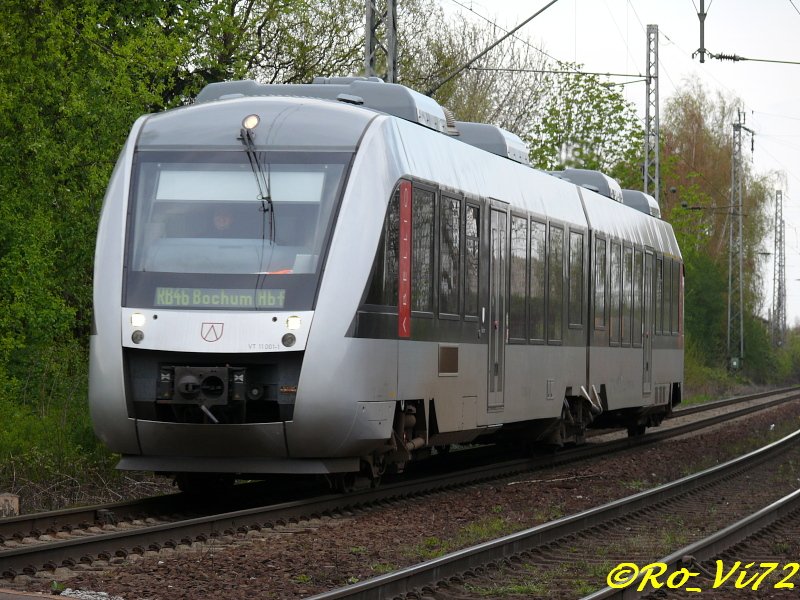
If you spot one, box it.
[0,340,120,511]
[683,339,749,404]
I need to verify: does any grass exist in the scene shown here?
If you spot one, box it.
[408,516,519,560]
[468,562,618,598]
[465,580,550,596]
[370,562,396,574]
[625,479,651,491]
[772,540,791,555]
[533,503,565,522]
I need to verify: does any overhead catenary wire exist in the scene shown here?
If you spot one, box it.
[465,66,644,79]
[442,0,568,67]
[711,53,800,66]
[425,0,562,96]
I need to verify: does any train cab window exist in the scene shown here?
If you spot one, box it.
[439,196,461,316]
[124,150,350,311]
[548,224,564,343]
[622,246,633,346]
[594,237,607,329]
[671,259,681,334]
[609,242,621,344]
[633,249,644,346]
[131,157,338,276]
[655,257,664,335]
[568,231,584,327]
[412,187,435,313]
[365,187,400,306]
[509,215,528,340]
[529,220,546,341]
[465,203,480,318]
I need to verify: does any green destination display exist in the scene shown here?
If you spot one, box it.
[154,287,285,308]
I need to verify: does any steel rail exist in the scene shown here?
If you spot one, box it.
[666,385,799,418]
[0,494,186,543]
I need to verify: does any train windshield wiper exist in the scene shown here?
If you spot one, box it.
[238,116,275,240]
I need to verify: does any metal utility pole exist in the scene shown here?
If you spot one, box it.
[644,24,660,202]
[694,0,708,63]
[727,110,753,369]
[365,0,397,82]
[772,190,786,347]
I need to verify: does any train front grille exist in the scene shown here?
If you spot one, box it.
[123,348,301,424]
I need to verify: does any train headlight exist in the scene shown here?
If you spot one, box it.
[130,313,146,327]
[281,333,296,348]
[286,315,302,330]
[242,114,260,130]
[131,330,144,344]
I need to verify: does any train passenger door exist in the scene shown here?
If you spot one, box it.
[643,250,654,394]
[488,204,508,412]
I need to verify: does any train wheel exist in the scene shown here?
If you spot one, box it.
[627,424,647,437]
[175,473,235,495]
[329,472,357,493]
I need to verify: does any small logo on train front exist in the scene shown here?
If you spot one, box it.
[201,322,224,342]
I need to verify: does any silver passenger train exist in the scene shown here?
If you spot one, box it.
[89,77,683,489]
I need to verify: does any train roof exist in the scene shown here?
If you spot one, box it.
[549,168,624,203]
[137,95,374,150]
[622,189,661,218]
[195,78,531,166]
[386,117,680,258]
[164,79,673,253]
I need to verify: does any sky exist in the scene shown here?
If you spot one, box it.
[440,0,800,326]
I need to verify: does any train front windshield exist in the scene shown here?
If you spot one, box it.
[124,150,351,311]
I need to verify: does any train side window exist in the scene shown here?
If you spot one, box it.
[655,257,664,335]
[671,259,680,334]
[594,237,607,330]
[663,259,672,335]
[529,220,546,342]
[548,224,564,343]
[439,195,461,316]
[633,249,643,346]
[412,187,435,313]
[365,187,400,306]
[509,215,528,340]
[568,231,584,327]
[609,242,621,345]
[622,246,633,346]
[465,203,480,318]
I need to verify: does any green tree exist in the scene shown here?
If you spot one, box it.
[377,0,553,134]
[525,67,643,179]
[0,1,189,485]
[173,0,363,95]
[661,77,775,378]
[0,0,185,345]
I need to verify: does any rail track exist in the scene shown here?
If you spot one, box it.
[1,386,798,584]
[587,487,800,599]
[305,423,800,599]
